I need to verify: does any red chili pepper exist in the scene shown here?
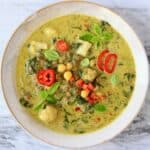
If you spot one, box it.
[97,49,109,71]
[37,69,56,86]
[76,79,84,87]
[56,40,69,52]
[82,83,89,90]
[97,49,118,73]
[69,76,75,83]
[75,107,81,112]
[87,96,96,104]
[90,93,99,101]
[104,53,117,73]
[87,83,95,91]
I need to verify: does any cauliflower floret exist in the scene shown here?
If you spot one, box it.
[82,68,97,82]
[28,41,48,55]
[76,40,92,57]
[39,105,58,123]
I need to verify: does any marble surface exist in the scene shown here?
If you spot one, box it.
[0,0,150,150]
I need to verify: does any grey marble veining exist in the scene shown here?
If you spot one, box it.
[0,1,150,150]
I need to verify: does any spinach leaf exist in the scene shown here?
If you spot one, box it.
[71,43,82,50]
[93,103,106,112]
[76,95,87,104]
[25,57,39,74]
[44,49,60,61]
[19,97,33,108]
[80,58,90,67]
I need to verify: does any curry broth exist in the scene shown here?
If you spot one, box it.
[16,15,135,134]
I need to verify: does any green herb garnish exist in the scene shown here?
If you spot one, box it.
[111,74,119,86]
[80,58,90,67]
[19,98,33,108]
[44,49,60,61]
[80,23,113,47]
[34,82,60,111]
[93,103,106,112]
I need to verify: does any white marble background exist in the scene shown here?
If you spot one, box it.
[0,0,150,150]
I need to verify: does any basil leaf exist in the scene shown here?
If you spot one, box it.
[94,103,106,112]
[46,95,57,104]
[91,23,102,35]
[44,49,60,61]
[102,32,113,41]
[79,32,94,43]
[111,74,119,86]
[39,90,48,100]
[80,58,90,67]
[33,99,45,111]
[47,82,60,95]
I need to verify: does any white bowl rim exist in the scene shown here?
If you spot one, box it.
[1,1,149,149]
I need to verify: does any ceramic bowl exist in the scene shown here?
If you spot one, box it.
[1,1,149,149]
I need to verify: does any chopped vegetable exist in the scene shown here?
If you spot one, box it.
[71,43,82,50]
[37,69,56,86]
[111,74,119,86]
[56,40,69,52]
[76,40,92,57]
[25,57,39,74]
[76,79,84,87]
[44,49,60,61]
[93,103,106,112]
[28,41,48,55]
[80,58,90,67]
[82,68,97,82]
[19,98,32,108]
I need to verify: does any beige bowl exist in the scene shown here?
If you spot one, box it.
[1,1,149,149]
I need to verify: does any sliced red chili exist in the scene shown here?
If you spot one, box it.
[87,83,95,91]
[97,49,110,71]
[104,53,117,73]
[56,40,69,52]
[37,69,56,86]
[76,79,84,87]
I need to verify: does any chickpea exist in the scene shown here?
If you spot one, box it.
[66,62,73,70]
[64,71,72,81]
[57,64,66,73]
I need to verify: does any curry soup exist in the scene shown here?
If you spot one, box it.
[16,14,135,134]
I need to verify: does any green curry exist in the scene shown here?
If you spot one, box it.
[16,14,135,134]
